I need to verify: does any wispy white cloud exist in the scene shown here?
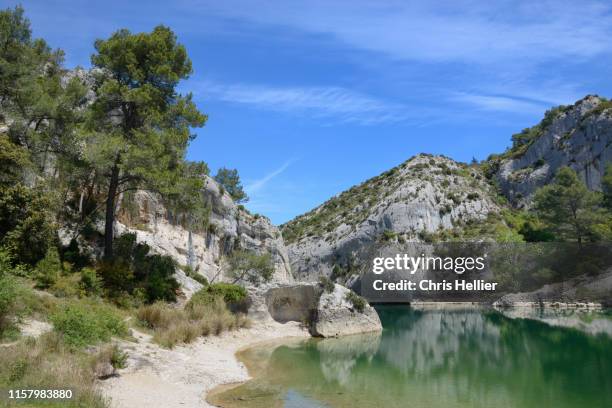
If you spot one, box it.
[246,159,295,195]
[191,0,612,65]
[449,93,549,115]
[198,81,412,125]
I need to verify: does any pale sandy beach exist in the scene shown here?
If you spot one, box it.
[100,321,309,408]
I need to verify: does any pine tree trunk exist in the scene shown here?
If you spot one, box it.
[104,163,120,259]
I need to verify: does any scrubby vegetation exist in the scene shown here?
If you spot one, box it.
[138,296,249,348]
[319,276,335,293]
[0,333,110,408]
[345,291,366,313]
[281,154,490,244]
[50,301,128,348]
[227,249,274,285]
[188,283,248,311]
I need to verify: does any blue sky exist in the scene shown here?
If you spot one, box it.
[13,0,612,224]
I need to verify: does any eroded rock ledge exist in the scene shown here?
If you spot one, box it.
[251,282,382,338]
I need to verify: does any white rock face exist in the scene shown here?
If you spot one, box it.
[259,282,382,337]
[282,154,500,280]
[496,95,612,206]
[116,176,293,288]
[313,284,382,338]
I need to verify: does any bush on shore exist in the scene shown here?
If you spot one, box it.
[137,296,249,348]
[50,300,128,348]
[187,282,249,313]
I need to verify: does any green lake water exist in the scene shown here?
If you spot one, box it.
[209,306,612,408]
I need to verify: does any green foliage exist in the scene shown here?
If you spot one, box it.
[0,273,17,335]
[162,160,211,232]
[34,247,61,289]
[0,183,55,266]
[319,276,335,293]
[86,25,207,258]
[228,249,274,285]
[50,273,83,298]
[61,239,92,270]
[50,301,127,348]
[138,298,249,348]
[0,134,30,185]
[109,345,128,369]
[99,233,179,303]
[214,167,248,203]
[534,167,605,244]
[344,291,366,313]
[183,265,209,286]
[188,283,248,312]
[382,230,397,241]
[80,267,103,296]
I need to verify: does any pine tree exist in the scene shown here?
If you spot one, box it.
[85,26,207,258]
[534,167,604,244]
[214,167,248,203]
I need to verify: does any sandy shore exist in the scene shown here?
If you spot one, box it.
[100,320,309,408]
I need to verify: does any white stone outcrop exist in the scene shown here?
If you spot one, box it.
[256,282,382,337]
[496,95,612,207]
[116,176,293,287]
[313,284,382,338]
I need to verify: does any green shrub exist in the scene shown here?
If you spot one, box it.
[61,239,92,269]
[80,267,103,296]
[228,250,274,285]
[50,301,127,348]
[319,276,335,293]
[0,274,17,335]
[109,344,128,369]
[382,230,397,241]
[188,283,248,312]
[188,282,248,305]
[345,291,367,313]
[34,247,61,289]
[183,265,209,285]
[50,273,82,298]
[0,184,55,266]
[99,233,179,303]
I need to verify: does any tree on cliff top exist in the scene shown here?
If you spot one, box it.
[86,26,207,259]
[214,167,248,203]
[533,167,604,245]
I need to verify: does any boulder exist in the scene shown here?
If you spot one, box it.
[251,282,382,338]
[264,283,321,324]
[313,284,382,338]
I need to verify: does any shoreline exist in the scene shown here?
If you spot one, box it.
[100,320,310,408]
[372,300,606,309]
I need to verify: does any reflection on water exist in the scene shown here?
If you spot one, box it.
[209,306,612,408]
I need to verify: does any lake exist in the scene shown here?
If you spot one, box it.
[209,305,612,408]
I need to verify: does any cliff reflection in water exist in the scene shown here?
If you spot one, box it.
[211,306,612,408]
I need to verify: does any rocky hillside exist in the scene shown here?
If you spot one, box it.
[281,95,612,283]
[281,154,501,281]
[113,176,293,293]
[491,95,612,207]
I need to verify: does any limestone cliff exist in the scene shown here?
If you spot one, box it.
[281,154,500,281]
[493,95,612,207]
[115,176,293,292]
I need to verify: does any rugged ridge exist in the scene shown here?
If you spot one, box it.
[494,95,612,207]
[282,154,501,281]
